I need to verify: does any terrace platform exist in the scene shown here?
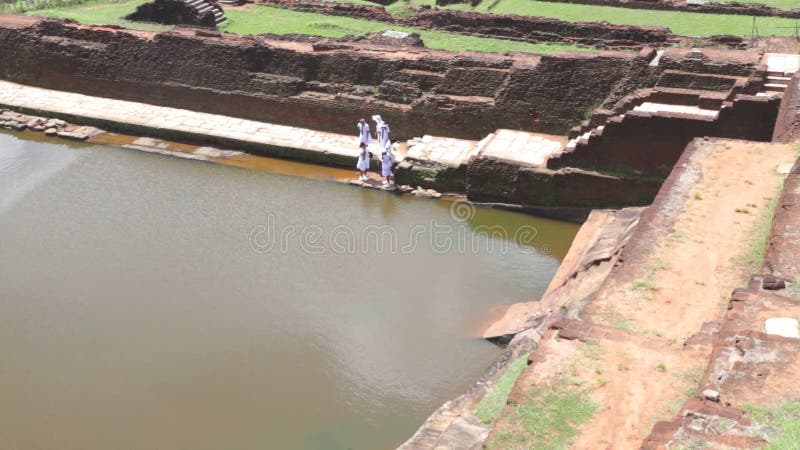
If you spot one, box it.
[0,80,565,181]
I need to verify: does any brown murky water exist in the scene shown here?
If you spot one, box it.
[0,131,579,450]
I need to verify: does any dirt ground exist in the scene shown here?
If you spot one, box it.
[589,140,797,342]
[489,139,799,449]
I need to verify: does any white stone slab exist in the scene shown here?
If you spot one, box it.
[765,317,800,339]
[764,53,800,75]
[382,30,411,39]
[634,102,719,118]
[777,162,794,175]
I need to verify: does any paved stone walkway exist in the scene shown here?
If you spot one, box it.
[405,134,481,167]
[0,80,565,170]
[0,80,377,162]
[480,129,565,167]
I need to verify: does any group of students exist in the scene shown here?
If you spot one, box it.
[356,115,396,186]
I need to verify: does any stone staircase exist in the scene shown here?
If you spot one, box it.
[759,53,800,96]
[561,102,720,156]
[184,0,227,26]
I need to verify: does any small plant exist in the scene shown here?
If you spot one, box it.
[633,278,657,291]
[617,363,630,372]
[650,258,670,271]
[656,363,667,373]
[735,208,751,214]
[641,328,663,337]
[579,343,603,361]
[694,191,703,200]
[613,317,634,331]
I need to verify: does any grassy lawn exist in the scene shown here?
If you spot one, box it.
[221,5,589,53]
[26,0,171,30]
[320,0,800,37]
[22,0,589,54]
[463,0,800,37]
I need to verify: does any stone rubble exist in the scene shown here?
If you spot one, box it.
[0,108,102,141]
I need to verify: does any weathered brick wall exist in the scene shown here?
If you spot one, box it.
[0,17,645,138]
[496,53,646,133]
[251,0,394,21]
[656,71,739,92]
[465,156,661,207]
[659,48,762,77]
[772,75,800,143]
[403,9,672,49]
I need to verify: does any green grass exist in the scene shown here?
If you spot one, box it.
[475,353,530,424]
[26,0,589,54]
[486,379,598,450]
[459,0,800,37]
[745,398,800,449]
[737,183,781,274]
[26,0,171,30]
[1,0,88,15]
[222,5,589,53]
[334,0,800,36]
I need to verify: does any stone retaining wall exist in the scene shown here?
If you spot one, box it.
[0,16,654,139]
[251,0,394,21]
[402,9,674,49]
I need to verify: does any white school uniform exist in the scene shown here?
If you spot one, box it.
[373,115,391,151]
[356,146,370,171]
[357,121,371,146]
[377,122,390,151]
[381,152,395,177]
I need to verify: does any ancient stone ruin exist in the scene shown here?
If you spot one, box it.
[1,2,800,446]
[126,0,226,27]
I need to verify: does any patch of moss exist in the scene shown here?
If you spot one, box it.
[745,398,800,449]
[475,353,529,424]
[486,379,598,450]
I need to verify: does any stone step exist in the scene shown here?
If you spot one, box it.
[764,83,787,91]
[766,75,792,82]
